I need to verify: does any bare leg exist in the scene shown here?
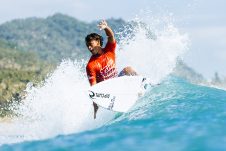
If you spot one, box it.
[93,102,98,119]
[119,66,138,76]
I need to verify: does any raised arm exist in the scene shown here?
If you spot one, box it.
[98,20,115,43]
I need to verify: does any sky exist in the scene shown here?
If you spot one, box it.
[0,0,225,79]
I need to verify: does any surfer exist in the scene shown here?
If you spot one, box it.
[85,20,137,119]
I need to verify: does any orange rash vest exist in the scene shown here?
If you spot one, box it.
[86,41,118,86]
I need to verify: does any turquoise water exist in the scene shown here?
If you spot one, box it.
[1,76,226,151]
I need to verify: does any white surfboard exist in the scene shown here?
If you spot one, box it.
[88,76,148,112]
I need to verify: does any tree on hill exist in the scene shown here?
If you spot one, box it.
[0,40,54,115]
[0,13,126,62]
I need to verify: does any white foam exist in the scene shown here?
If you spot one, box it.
[0,12,189,146]
[117,14,188,84]
[0,60,115,145]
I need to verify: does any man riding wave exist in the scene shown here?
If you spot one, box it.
[85,20,137,119]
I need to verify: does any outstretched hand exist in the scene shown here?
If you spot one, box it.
[98,20,108,30]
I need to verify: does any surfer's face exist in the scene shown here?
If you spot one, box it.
[87,40,101,55]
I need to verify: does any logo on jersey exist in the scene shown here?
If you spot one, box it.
[100,62,118,80]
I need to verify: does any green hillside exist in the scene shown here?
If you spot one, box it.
[0,13,126,62]
[0,40,54,116]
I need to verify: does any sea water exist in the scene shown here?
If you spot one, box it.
[1,76,226,151]
[1,14,226,151]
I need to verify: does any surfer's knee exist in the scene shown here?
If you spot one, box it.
[121,66,138,76]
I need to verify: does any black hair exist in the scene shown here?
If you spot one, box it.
[85,33,103,47]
